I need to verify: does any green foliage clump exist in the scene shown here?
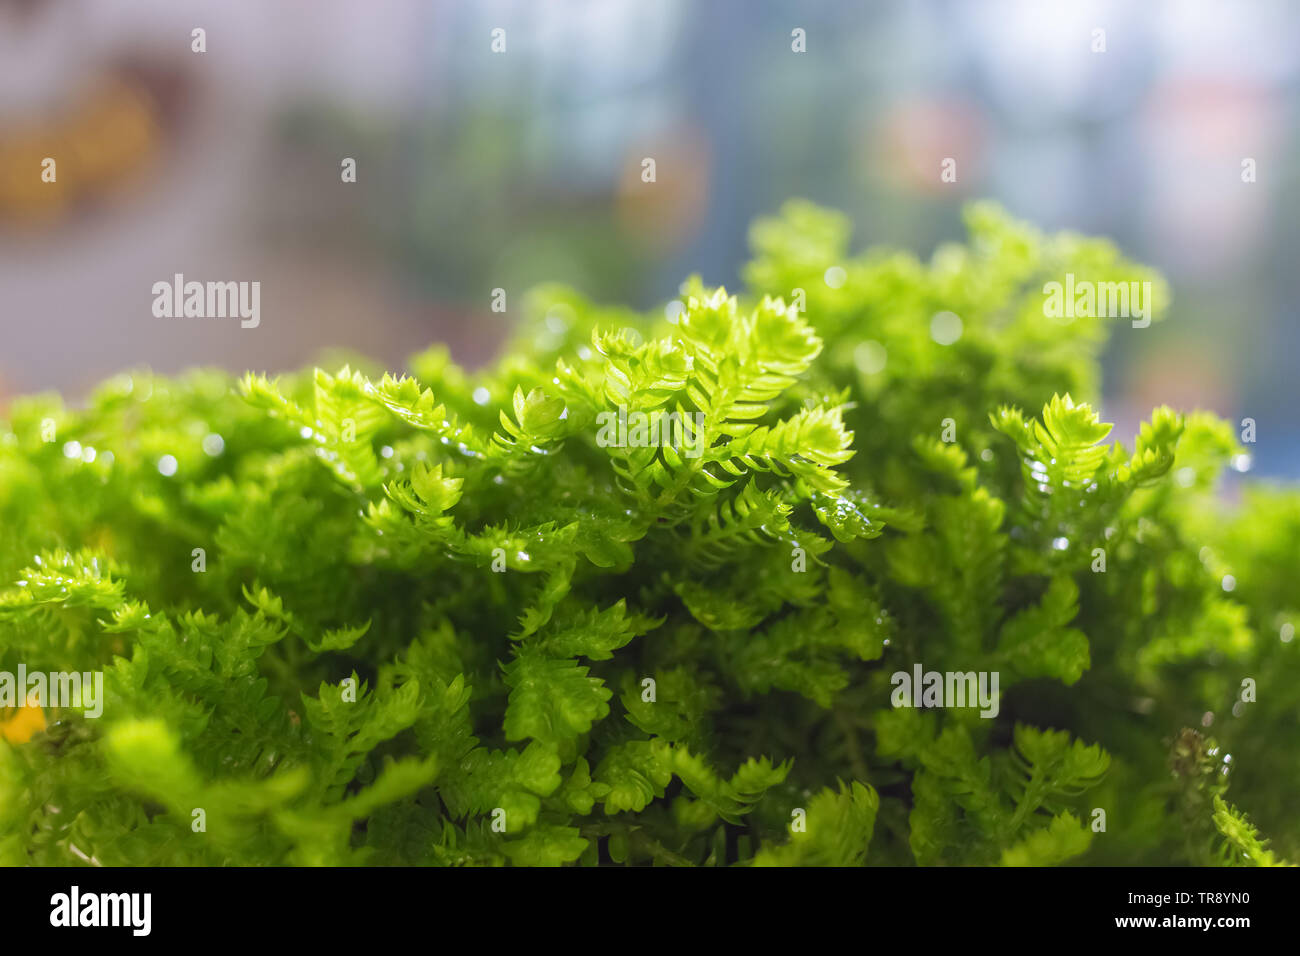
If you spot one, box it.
[1,200,1295,866]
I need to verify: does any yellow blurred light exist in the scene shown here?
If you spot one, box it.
[0,695,47,745]
[0,76,159,226]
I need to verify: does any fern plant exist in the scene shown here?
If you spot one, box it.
[1,201,1295,867]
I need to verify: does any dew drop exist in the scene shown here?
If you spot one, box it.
[853,340,887,375]
[930,311,963,346]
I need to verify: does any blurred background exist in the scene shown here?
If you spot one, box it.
[1,0,1297,473]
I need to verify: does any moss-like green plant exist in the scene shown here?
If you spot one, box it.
[1,201,1295,866]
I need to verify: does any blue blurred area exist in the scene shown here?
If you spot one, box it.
[399,0,1300,476]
